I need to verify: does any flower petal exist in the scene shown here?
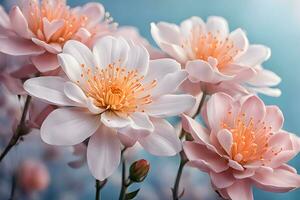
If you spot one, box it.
[41,108,100,145]
[139,118,181,156]
[9,6,30,38]
[58,53,82,83]
[130,112,154,132]
[229,28,249,52]
[32,38,62,54]
[64,82,87,105]
[101,111,132,128]
[236,45,271,66]
[24,76,79,106]
[252,167,300,192]
[206,16,229,39]
[43,18,64,42]
[151,70,188,97]
[145,94,196,118]
[183,141,228,173]
[125,41,149,75]
[210,171,235,188]
[240,95,266,124]
[217,129,233,156]
[63,40,95,68]
[247,68,281,87]
[227,180,253,200]
[87,125,121,181]
[93,36,129,68]
[264,105,284,132]
[31,52,59,72]
[206,92,234,131]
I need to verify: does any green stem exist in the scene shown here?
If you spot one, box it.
[95,179,107,200]
[119,148,130,200]
[0,95,31,163]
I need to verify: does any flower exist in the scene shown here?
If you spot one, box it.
[18,159,50,192]
[0,0,112,73]
[129,159,150,182]
[182,92,300,200]
[24,36,196,180]
[151,16,281,97]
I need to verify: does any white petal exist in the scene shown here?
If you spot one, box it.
[64,82,87,105]
[151,70,188,97]
[58,53,82,83]
[247,68,281,87]
[86,97,105,114]
[180,16,206,37]
[93,36,129,68]
[63,40,95,68]
[130,112,154,131]
[236,45,271,66]
[101,111,132,128]
[139,118,181,156]
[151,22,182,45]
[24,77,78,106]
[206,16,229,39]
[125,41,149,75]
[145,94,196,118]
[41,108,100,145]
[87,125,121,180]
[144,58,181,83]
[229,28,249,52]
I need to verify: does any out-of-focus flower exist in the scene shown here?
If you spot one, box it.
[151,16,281,97]
[182,93,300,200]
[0,0,112,73]
[114,26,166,59]
[18,159,50,192]
[24,36,196,181]
[129,159,150,182]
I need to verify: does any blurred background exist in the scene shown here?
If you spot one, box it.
[1,0,300,199]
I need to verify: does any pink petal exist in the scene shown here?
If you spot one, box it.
[118,132,137,147]
[247,68,281,87]
[139,118,181,156]
[87,125,121,181]
[0,36,44,56]
[252,167,300,192]
[264,105,284,132]
[183,141,228,173]
[210,171,235,188]
[9,6,30,38]
[80,2,105,26]
[130,112,154,132]
[74,28,91,43]
[206,16,229,39]
[186,60,232,83]
[228,159,244,171]
[31,53,59,72]
[227,180,253,200]
[233,168,255,179]
[32,38,62,54]
[229,28,249,52]
[0,6,11,30]
[41,108,100,145]
[206,92,234,131]
[42,18,64,42]
[217,129,233,156]
[240,95,266,123]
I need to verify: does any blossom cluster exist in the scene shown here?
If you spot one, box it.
[0,1,299,200]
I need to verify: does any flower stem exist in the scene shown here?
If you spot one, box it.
[119,148,130,200]
[172,151,188,200]
[95,179,107,200]
[9,173,17,200]
[0,95,32,163]
[172,93,207,199]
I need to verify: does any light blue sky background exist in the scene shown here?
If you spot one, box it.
[1,0,300,199]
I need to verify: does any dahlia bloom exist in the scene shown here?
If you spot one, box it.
[182,93,300,200]
[24,36,195,180]
[0,0,111,73]
[151,16,281,97]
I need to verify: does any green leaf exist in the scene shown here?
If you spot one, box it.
[125,189,140,200]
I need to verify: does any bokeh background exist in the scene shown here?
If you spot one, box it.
[1,0,300,199]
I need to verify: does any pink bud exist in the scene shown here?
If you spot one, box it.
[129,159,150,182]
[18,159,50,192]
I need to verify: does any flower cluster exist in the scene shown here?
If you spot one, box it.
[0,1,299,200]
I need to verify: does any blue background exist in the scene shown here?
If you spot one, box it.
[1,0,300,199]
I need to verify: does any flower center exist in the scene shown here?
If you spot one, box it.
[24,0,89,44]
[221,112,281,165]
[182,27,242,69]
[77,63,157,115]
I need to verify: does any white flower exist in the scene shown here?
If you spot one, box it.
[151,16,281,97]
[24,36,196,180]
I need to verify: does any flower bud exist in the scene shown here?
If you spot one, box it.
[129,159,150,182]
[18,159,50,192]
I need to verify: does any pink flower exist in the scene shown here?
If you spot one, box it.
[0,0,111,73]
[182,93,300,200]
[24,36,196,180]
[151,16,281,97]
[18,159,50,192]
